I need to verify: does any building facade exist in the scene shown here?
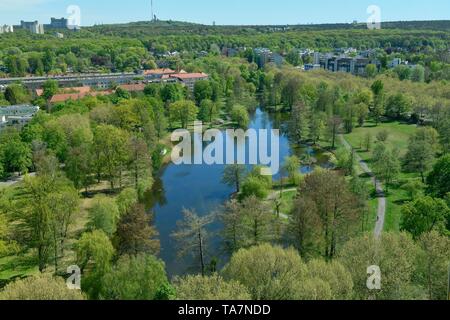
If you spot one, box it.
[0,105,40,131]
[20,21,44,34]
[0,25,14,34]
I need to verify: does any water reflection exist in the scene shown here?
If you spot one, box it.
[149,108,332,276]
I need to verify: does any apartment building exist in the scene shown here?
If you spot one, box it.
[0,105,40,131]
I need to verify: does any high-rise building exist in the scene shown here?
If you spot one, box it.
[46,17,69,29]
[20,21,44,34]
[0,25,14,34]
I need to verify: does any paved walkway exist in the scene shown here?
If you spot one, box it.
[339,135,386,239]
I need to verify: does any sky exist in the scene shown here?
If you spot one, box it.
[0,0,450,26]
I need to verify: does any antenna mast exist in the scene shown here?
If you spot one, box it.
[151,0,154,22]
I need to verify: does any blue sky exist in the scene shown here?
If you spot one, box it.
[1,0,449,26]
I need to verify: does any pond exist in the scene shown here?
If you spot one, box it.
[148,108,332,276]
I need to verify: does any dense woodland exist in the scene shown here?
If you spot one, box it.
[0,21,449,300]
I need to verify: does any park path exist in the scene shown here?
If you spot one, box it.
[339,135,386,239]
[267,187,297,220]
[0,173,36,189]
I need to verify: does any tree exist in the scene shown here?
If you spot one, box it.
[372,144,401,192]
[404,135,436,183]
[199,99,219,125]
[288,197,322,257]
[290,103,310,142]
[426,154,450,198]
[169,100,198,129]
[364,132,373,151]
[171,209,214,276]
[219,199,245,254]
[402,180,425,200]
[193,80,213,106]
[128,135,152,190]
[286,49,301,66]
[93,125,130,191]
[376,130,389,143]
[222,164,246,194]
[240,196,274,247]
[100,254,169,300]
[306,259,354,300]
[230,105,250,128]
[240,176,269,200]
[88,196,120,237]
[173,274,251,300]
[400,196,450,239]
[296,170,359,259]
[0,274,85,300]
[370,80,385,126]
[309,112,326,145]
[115,203,160,256]
[327,116,342,149]
[4,84,29,105]
[160,83,184,104]
[338,233,423,300]
[65,143,94,193]
[416,231,450,300]
[222,244,308,300]
[42,79,59,112]
[75,230,115,299]
[385,93,412,120]
[282,156,301,185]
[411,65,425,83]
[0,129,32,175]
[365,64,377,78]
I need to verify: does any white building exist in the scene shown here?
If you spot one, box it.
[21,21,45,34]
[0,105,40,131]
[0,25,14,34]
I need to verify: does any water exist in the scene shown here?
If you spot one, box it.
[149,108,331,276]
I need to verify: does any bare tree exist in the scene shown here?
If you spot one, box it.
[171,209,215,276]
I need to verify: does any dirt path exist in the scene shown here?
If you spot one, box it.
[339,135,386,239]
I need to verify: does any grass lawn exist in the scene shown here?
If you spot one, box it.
[279,190,297,215]
[0,254,38,282]
[341,121,420,233]
[344,120,418,162]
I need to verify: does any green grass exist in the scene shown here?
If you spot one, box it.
[279,190,297,215]
[342,120,420,233]
[344,120,418,162]
[0,254,38,281]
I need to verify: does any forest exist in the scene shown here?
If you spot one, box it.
[0,21,449,301]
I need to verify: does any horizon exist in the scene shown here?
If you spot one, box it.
[1,0,450,27]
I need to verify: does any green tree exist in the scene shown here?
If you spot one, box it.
[400,196,450,239]
[199,99,219,125]
[223,244,308,300]
[222,164,246,194]
[230,105,250,128]
[282,156,301,185]
[88,196,120,237]
[338,232,423,300]
[4,84,29,105]
[372,144,401,193]
[100,254,169,300]
[173,274,251,300]
[0,274,85,300]
[75,230,115,299]
[42,79,59,112]
[426,154,450,198]
[169,100,198,129]
[416,231,450,300]
[193,80,213,106]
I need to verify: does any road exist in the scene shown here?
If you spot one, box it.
[339,135,386,239]
[0,173,36,189]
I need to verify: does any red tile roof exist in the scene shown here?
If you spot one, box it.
[50,90,113,103]
[36,86,92,97]
[170,72,208,80]
[143,68,176,75]
[119,84,146,92]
